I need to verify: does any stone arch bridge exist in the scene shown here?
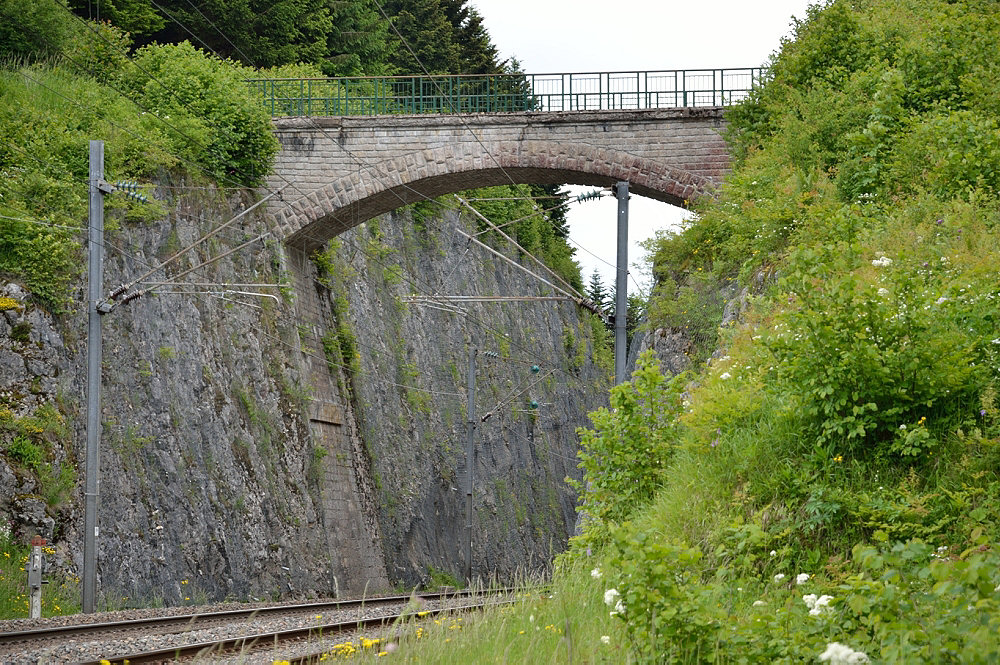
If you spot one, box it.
[266,107,731,251]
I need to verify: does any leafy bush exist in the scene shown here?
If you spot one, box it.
[61,19,134,84]
[0,63,175,307]
[0,0,76,63]
[5,435,44,469]
[646,271,727,360]
[767,255,981,458]
[122,41,278,185]
[608,533,718,662]
[892,110,1000,200]
[570,352,684,532]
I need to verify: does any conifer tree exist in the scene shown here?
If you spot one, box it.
[587,269,610,312]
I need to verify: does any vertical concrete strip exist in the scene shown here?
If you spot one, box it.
[285,247,389,594]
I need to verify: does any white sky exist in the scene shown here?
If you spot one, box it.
[470,0,814,294]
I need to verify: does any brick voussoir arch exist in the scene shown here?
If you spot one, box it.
[279,141,714,252]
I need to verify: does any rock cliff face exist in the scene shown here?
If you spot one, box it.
[0,184,610,605]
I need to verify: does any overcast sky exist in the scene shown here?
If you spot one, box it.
[470,0,815,293]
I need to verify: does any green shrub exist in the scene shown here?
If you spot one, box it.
[892,110,1000,200]
[646,272,726,360]
[609,533,718,663]
[570,351,685,533]
[5,435,44,469]
[61,19,134,84]
[0,63,175,307]
[0,0,75,63]
[766,255,981,458]
[122,41,278,185]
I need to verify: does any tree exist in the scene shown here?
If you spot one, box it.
[1,0,77,62]
[381,0,502,75]
[323,0,390,76]
[66,0,165,35]
[146,0,334,68]
[587,269,610,312]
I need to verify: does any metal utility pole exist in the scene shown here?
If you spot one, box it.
[83,140,110,614]
[614,181,629,385]
[464,347,477,584]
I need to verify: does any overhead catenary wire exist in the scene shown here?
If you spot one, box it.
[51,0,622,321]
[480,369,555,423]
[50,4,610,399]
[109,192,285,299]
[455,195,586,301]
[138,231,270,295]
[453,227,580,303]
[9,8,608,416]
[109,0,589,323]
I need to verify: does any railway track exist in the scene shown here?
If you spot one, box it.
[0,588,517,664]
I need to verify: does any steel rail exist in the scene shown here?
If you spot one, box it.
[0,588,483,647]
[77,599,507,665]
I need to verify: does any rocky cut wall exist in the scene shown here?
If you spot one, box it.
[307,204,612,588]
[0,182,610,606]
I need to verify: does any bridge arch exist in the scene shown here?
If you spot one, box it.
[274,140,714,251]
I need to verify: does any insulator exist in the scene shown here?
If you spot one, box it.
[108,284,128,299]
[119,289,146,305]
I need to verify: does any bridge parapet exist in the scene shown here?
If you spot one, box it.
[250,69,762,118]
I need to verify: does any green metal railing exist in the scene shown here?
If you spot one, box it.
[248,69,765,118]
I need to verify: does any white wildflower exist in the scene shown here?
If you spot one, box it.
[773,573,786,583]
[614,600,625,614]
[591,567,602,580]
[770,550,777,557]
[877,288,889,297]
[600,635,610,645]
[819,642,870,664]
[796,573,810,585]
[804,594,834,616]
[604,589,620,608]
[871,256,892,267]
[752,600,765,607]
[936,296,948,304]
[720,372,732,380]
[992,338,1000,345]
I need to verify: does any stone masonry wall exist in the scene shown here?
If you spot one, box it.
[265,108,729,250]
